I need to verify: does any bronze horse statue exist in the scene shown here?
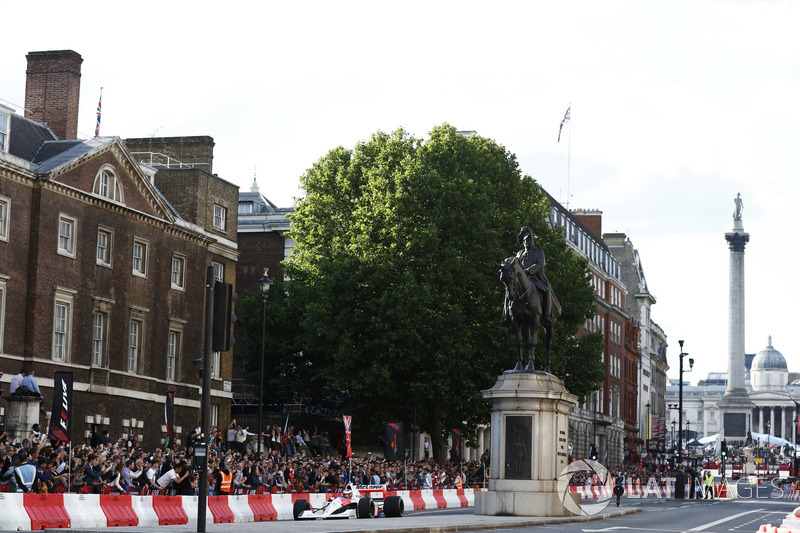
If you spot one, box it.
[498,256,561,373]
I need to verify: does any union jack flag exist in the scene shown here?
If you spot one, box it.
[95,89,103,137]
[557,105,570,143]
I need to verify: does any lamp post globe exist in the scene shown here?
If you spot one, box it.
[256,268,273,455]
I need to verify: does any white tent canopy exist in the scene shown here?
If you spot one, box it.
[698,434,718,445]
[750,431,794,448]
[696,432,794,448]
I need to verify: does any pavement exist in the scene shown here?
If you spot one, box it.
[53,507,641,533]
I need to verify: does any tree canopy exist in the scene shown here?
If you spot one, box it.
[239,124,604,462]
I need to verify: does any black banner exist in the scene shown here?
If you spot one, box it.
[451,429,463,463]
[384,422,404,461]
[165,391,175,449]
[48,371,73,443]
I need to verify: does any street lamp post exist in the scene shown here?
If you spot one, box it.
[794,402,799,477]
[794,416,798,477]
[685,420,691,465]
[677,340,694,463]
[671,420,677,449]
[766,420,771,476]
[256,268,273,456]
[592,389,598,460]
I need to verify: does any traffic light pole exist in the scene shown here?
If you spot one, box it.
[197,266,214,533]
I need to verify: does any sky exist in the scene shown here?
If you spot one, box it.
[2,1,798,384]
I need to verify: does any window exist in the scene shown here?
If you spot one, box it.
[96,227,112,266]
[213,204,227,231]
[210,404,219,427]
[128,320,143,372]
[53,303,69,360]
[0,111,8,152]
[171,255,186,290]
[52,289,75,361]
[211,351,221,378]
[212,261,224,282]
[92,313,106,367]
[92,166,124,202]
[166,331,179,381]
[0,196,9,241]
[132,239,148,277]
[58,214,77,257]
[0,277,7,353]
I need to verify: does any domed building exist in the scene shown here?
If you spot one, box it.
[667,337,799,445]
[751,337,789,392]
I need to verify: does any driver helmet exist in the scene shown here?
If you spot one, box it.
[343,485,353,498]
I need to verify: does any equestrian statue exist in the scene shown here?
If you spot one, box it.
[499,226,561,373]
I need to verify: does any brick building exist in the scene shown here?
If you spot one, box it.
[236,179,293,289]
[232,180,293,414]
[546,196,634,466]
[604,232,669,456]
[0,50,238,447]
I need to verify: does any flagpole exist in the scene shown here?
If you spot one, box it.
[557,104,572,209]
[67,442,72,493]
[566,103,572,210]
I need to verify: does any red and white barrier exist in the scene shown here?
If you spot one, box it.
[247,494,278,521]
[63,493,106,528]
[0,488,483,530]
[24,493,71,529]
[228,494,255,522]
[100,494,139,527]
[130,494,159,527]
[180,495,214,528]
[0,493,32,531]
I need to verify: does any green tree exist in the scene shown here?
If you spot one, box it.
[274,124,602,462]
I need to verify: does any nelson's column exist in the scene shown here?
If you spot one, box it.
[717,193,754,438]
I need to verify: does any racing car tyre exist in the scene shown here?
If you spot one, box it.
[356,496,376,519]
[383,495,404,517]
[293,498,311,520]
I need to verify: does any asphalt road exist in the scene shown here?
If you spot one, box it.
[471,498,798,533]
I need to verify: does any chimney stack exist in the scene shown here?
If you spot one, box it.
[25,50,83,140]
[572,209,603,240]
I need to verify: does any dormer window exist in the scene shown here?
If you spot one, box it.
[92,165,124,203]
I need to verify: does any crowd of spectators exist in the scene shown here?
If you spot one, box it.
[568,447,797,489]
[0,419,488,495]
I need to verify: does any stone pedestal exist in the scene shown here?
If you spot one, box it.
[2,395,41,444]
[474,371,579,517]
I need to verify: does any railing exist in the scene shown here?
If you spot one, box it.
[130,152,212,170]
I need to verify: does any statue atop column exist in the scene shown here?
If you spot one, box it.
[733,193,743,221]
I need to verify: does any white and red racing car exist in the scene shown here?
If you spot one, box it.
[293,484,405,520]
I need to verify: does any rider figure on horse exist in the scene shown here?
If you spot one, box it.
[501,226,553,327]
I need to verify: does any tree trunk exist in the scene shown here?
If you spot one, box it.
[428,406,448,464]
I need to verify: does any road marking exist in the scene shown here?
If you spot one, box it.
[686,509,765,531]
